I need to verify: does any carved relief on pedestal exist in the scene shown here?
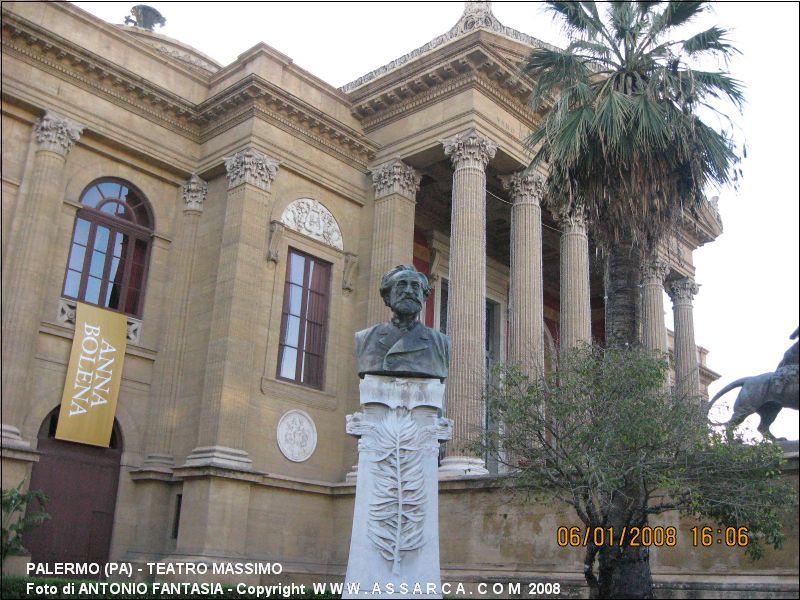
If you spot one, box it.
[280,198,344,250]
[442,128,497,170]
[181,174,208,213]
[276,409,317,462]
[371,160,421,201]
[224,148,280,191]
[34,111,84,156]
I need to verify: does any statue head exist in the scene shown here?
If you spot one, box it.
[380,265,431,317]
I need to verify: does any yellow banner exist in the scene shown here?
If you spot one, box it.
[56,302,128,447]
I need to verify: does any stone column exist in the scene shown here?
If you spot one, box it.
[502,172,545,374]
[640,258,670,354]
[368,160,420,325]
[556,205,592,352]
[668,278,700,399]
[1,111,83,450]
[439,128,496,477]
[141,175,208,473]
[182,149,279,470]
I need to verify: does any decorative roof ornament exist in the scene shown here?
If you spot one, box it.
[124,5,166,31]
[340,1,556,93]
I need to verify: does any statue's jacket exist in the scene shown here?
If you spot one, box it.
[355,320,451,381]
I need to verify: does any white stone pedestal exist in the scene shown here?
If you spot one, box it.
[344,375,452,599]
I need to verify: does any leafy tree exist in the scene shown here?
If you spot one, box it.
[477,346,795,599]
[1,481,49,566]
[523,1,744,345]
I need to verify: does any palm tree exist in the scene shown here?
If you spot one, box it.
[522,2,744,597]
[524,1,744,348]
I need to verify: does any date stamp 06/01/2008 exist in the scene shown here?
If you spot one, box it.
[556,526,750,548]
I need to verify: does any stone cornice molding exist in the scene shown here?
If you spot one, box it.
[224,148,280,192]
[371,159,421,201]
[641,258,670,286]
[2,15,377,166]
[340,2,554,93]
[33,110,84,155]
[181,174,208,213]
[668,278,699,305]
[501,172,545,206]
[442,128,497,170]
[198,75,377,165]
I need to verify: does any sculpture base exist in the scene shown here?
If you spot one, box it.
[438,456,488,479]
[344,376,452,599]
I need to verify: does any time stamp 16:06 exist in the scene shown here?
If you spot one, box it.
[556,526,750,548]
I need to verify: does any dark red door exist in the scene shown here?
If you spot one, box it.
[25,413,122,570]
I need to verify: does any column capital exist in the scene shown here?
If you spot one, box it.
[668,277,699,304]
[34,111,84,156]
[554,203,586,229]
[181,174,208,213]
[501,171,546,206]
[224,147,280,191]
[371,159,421,201]
[442,128,497,170]
[641,258,670,286]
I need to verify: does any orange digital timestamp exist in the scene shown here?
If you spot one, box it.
[556,526,678,547]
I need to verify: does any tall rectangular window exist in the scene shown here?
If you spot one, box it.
[277,249,332,389]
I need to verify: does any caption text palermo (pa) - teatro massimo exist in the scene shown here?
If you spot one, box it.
[1,2,797,597]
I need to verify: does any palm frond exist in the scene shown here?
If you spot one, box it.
[653,1,706,33]
[545,1,602,37]
[682,26,740,59]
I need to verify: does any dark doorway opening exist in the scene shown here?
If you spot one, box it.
[24,408,123,573]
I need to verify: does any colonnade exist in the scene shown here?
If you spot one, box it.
[366,129,703,477]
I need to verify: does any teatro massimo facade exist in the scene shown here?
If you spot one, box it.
[2,1,796,595]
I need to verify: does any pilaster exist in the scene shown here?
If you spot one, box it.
[668,277,701,400]
[184,149,279,470]
[367,160,420,324]
[556,205,592,352]
[439,128,496,477]
[1,111,83,450]
[503,172,545,375]
[141,175,208,473]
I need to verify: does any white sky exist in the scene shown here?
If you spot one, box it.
[72,2,799,439]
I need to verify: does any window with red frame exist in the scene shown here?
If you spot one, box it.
[277,249,332,389]
[62,179,153,318]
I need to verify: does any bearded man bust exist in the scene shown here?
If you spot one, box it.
[355,265,450,381]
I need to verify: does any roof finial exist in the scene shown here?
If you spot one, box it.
[459,2,498,33]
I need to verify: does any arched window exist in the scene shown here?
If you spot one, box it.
[62,179,153,317]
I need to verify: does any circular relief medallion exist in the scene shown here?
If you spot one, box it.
[276,410,317,462]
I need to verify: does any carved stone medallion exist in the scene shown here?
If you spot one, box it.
[276,409,317,462]
[281,198,344,250]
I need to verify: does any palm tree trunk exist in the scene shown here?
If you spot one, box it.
[604,240,642,347]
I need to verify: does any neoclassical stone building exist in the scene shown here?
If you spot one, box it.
[2,2,795,595]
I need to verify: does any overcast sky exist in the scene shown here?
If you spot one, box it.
[72,2,799,439]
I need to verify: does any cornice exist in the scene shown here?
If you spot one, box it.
[196,75,377,167]
[2,15,199,138]
[2,12,377,168]
[348,42,535,133]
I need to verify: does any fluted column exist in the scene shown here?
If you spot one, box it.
[439,128,496,477]
[1,111,83,450]
[668,278,700,400]
[556,205,592,353]
[182,149,279,471]
[502,172,545,374]
[141,175,208,472]
[641,258,670,354]
[367,159,420,324]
